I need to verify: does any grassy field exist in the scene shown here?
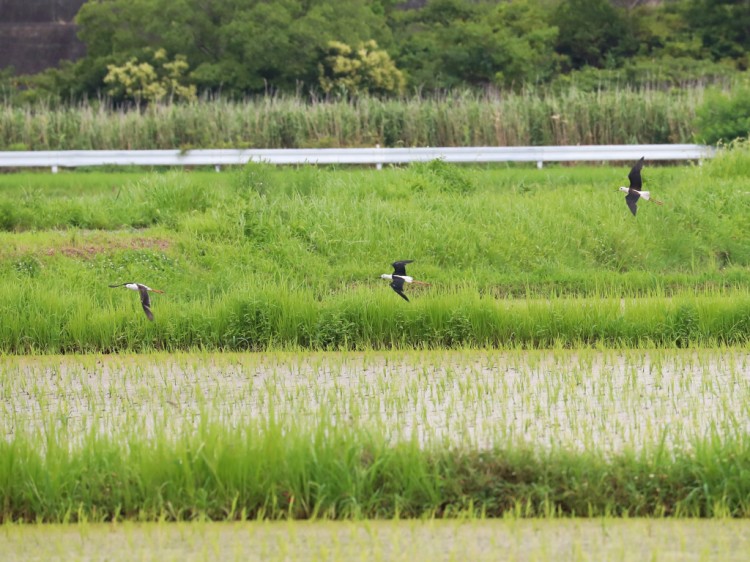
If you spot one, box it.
[0,87,703,151]
[1,144,749,526]
[3,519,750,561]
[0,145,749,352]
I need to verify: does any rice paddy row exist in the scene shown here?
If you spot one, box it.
[3,519,750,561]
[1,287,750,353]
[2,349,750,521]
[4,349,748,452]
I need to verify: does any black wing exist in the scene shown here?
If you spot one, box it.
[625,191,640,216]
[138,285,155,321]
[391,260,414,277]
[389,277,409,302]
[628,157,644,189]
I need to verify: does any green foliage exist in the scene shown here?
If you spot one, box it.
[3,0,749,98]
[319,40,405,96]
[392,0,560,88]
[695,82,750,144]
[104,49,197,104]
[553,0,638,70]
[683,0,750,64]
[74,0,393,97]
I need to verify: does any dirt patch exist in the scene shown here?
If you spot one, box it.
[44,237,171,259]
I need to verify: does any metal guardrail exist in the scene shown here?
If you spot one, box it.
[0,144,716,172]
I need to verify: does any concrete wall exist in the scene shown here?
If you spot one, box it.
[0,0,86,74]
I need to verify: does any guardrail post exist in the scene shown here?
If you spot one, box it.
[536,160,543,169]
[215,165,221,172]
[51,165,58,173]
[375,144,382,171]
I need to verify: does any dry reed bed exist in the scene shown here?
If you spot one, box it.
[0,88,702,150]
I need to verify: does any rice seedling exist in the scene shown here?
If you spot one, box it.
[4,349,748,453]
[1,349,748,521]
[0,349,750,521]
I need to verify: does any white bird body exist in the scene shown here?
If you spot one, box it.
[109,282,164,320]
[618,157,663,216]
[618,186,653,201]
[380,273,414,283]
[380,260,430,302]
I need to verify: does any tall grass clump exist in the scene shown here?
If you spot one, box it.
[0,283,748,353]
[0,86,705,150]
[2,421,749,522]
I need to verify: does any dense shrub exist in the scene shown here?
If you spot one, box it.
[695,82,750,144]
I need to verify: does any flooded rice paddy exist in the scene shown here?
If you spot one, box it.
[2,519,749,562]
[3,349,749,452]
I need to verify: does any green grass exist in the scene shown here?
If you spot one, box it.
[0,86,703,150]
[0,145,749,352]
[2,417,749,522]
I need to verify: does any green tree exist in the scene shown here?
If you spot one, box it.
[392,0,559,89]
[318,40,405,96]
[683,0,750,65]
[553,0,638,69]
[73,0,394,97]
[103,49,197,104]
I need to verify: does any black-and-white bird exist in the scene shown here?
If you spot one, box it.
[618,157,663,216]
[109,283,164,321]
[380,260,429,302]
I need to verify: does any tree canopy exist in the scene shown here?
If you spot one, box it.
[11,0,750,101]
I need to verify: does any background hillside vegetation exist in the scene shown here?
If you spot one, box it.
[1,0,747,145]
[1,0,747,101]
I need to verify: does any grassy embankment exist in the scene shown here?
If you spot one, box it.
[0,144,748,353]
[0,86,702,150]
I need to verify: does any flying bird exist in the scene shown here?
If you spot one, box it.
[618,157,663,216]
[109,283,164,321]
[380,260,429,302]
